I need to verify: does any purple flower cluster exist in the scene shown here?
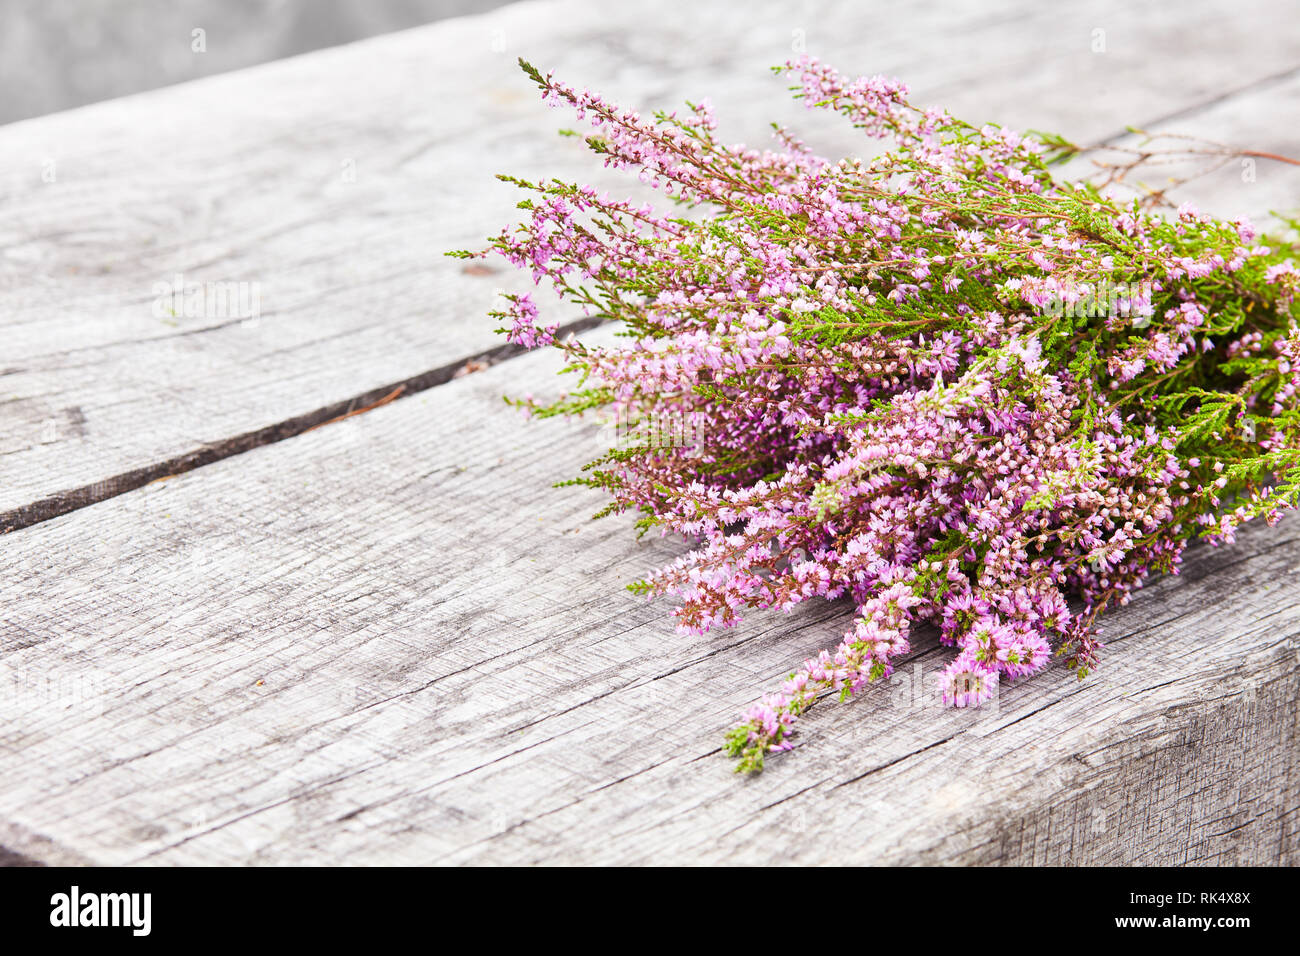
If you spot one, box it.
[463,58,1300,772]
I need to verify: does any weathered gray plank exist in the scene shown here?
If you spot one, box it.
[1062,72,1300,222]
[4,0,1300,518]
[0,330,1295,865]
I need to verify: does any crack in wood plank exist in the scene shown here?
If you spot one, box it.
[0,314,603,536]
[1100,62,1300,145]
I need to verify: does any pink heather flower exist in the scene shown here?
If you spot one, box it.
[1265,262,1296,283]
[503,294,557,349]
[482,58,1300,773]
[993,629,1052,680]
[939,653,1000,708]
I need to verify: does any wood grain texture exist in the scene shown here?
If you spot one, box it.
[3,0,1300,514]
[1,332,1296,865]
[1,0,1299,865]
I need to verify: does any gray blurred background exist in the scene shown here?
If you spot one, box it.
[0,0,515,126]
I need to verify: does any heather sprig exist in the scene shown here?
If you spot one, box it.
[458,57,1300,773]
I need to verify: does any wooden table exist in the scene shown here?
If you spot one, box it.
[2,0,1297,865]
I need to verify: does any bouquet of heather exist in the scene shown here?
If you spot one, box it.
[455,58,1300,772]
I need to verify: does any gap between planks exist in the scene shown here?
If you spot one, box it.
[0,314,602,537]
